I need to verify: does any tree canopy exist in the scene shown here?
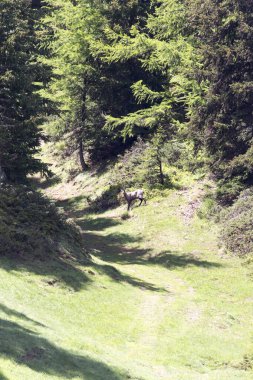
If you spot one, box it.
[0,0,252,202]
[0,0,48,181]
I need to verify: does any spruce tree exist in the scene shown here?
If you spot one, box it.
[188,0,253,202]
[0,0,47,181]
[97,0,201,172]
[39,0,152,170]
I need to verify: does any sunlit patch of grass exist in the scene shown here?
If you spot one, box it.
[1,180,253,379]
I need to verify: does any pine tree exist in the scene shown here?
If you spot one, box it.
[95,0,202,178]
[0,0,47,181]
[188,0,253,202]
[39,0,152,170]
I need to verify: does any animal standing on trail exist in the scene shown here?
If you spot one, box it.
[122,189,147,211]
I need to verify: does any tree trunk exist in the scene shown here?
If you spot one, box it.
[78,79,88,172]
[158,157,164,185]
[79,139,88,171]
[0,165,6,184]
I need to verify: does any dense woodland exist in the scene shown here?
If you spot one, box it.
[0,0,253,256]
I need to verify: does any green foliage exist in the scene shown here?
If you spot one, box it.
[221,189,253,256]
[38,0,207,185]
[100,0,202,143]
[0,0,48,181]
[1,0,252,262]
[188,0,253,201]
[197,195,220,220]
[216,178,245,205]
[112,138,148,188]
[112,135,200,190]
[0,185,85,258]
[141,144,166,188]
[39,0,151,168]
[87,184,121,212]
[112,137,168,189]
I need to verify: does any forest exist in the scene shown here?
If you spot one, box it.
[0,0,253,379]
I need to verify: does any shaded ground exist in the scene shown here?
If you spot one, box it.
[0,316,123,380]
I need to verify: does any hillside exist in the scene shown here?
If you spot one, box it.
[1,1,253,379]
[0,172,253,380]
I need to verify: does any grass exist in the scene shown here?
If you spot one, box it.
[0,178,253,379]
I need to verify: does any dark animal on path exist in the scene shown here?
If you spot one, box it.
[122,189,147,211]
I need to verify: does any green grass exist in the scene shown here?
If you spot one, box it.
[0,181,253,379]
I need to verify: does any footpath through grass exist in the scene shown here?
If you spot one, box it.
[0,183,253,379]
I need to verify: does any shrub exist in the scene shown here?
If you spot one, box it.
[216,178,245,205]
[112,137,172,189]
[87,184,121,211]
[112,138,148,188]
[121,211,131,220]
[197,196,219,219]
[0,185,86,259]
[220,189,253,256]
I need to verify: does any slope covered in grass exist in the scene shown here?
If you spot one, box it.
[0,176,253,379]
[0,185,86,259]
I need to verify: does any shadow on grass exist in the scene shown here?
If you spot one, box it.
[0,256,91,292]
[0,304,46,328]
[30,175,61,190]
[77,227,222,292]
[0,317,125,380]
[0,371,9,380]
[83,231,153,282]
[56,196,88,212]
[82,230,221,269]
[0,211,221,294]
[56,196,141,219]
[78,217,121,231]
[0,184,221,294]
[149,251,222,269]
[93,263,167,292]
[55,197,97,220]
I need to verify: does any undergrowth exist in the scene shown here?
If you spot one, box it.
[221,189,253,256]
[0,185,86,259]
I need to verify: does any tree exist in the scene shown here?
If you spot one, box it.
[94,0,203,180]
[39,0,253,199]
[0,0,47,181]
[39,0,152,171]
[188,0,253,202]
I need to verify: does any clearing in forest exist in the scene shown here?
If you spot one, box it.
[0,181,253,379]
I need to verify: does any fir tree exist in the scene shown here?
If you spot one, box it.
[39,0,152,170]
[188,0,253,202]
[0,0,47,181]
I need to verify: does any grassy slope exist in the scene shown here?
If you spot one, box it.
[0,172,253,379]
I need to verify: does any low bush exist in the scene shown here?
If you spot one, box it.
[220,188,253,256]
[87,184,121,211]
[121,211,131,220]
[112,138,172,189]
[216,178,244,205]
[0,185,86,259]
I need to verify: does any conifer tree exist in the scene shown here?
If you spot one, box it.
[39,0,152,170]
[96,0,202,175]
[188,0,253,202]
[0,0,47,181]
